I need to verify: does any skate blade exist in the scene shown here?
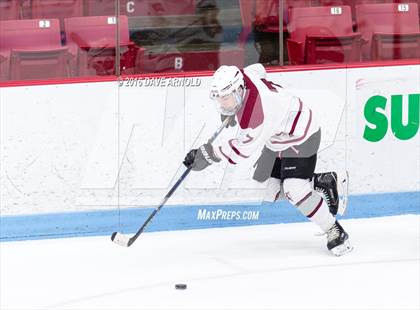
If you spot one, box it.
[314,231,326,237]
[330,240,353,256]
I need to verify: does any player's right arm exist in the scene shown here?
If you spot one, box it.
[212,124,265,165]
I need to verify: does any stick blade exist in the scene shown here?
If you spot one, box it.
[111,232,130,247]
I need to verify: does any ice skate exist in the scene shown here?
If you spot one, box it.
[327,221,353,256]
[314,172,340,216]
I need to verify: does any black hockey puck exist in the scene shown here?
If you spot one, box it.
[175,284,187,290]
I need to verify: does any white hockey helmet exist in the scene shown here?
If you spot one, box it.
[210,65,245,116]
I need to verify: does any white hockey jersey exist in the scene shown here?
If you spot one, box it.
[213,63,320,165]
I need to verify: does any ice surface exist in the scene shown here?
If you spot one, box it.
[1,215,419,310]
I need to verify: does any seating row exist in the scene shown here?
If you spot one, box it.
[0,14,244,80]
[240,1,420,64]
[252,0,418,32]
[0,16,133,80]
[287,3,420,64]
[0,2,418,80]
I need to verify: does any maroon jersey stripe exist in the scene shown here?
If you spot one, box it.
[228,139,249,158]
[270,109,312,144]
[218,146,236,164]
[289,99,303,135]
[307,198,323,218]
[296,191,312,207]
[243,134,254,144]
[236,71,264,130]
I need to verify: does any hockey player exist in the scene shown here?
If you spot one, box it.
[183,64,353,256]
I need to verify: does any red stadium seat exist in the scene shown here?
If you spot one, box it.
[0,19,62,53]
[31,0,83,29]
[287,5,362,64]
[318,0,379,16]
[254,0,312,33]
[64,15,141,76]
[0,19,71,80]
[10,47,71,80]
[86,0,196,17]
[356,2,420,60]
[0,0,19,20]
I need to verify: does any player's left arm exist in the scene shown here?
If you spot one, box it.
[267,96,314,150]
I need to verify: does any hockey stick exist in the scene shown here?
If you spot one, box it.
[111,116,231,247]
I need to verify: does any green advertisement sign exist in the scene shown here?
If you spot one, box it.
[363,94,420,142]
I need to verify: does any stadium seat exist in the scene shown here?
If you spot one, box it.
[0,19,71,80]
[356,2,420,60]
[254,0,312,33]
[0,0,19,20]
[10,47,71,80]
[64,15,141,76]
[86,0,196,17]
[287,5,362,64]
[318,0,379,16]
[31,0,83,29]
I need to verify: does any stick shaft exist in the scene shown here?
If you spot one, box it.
[127,167,192,246]
[125,116,230,246]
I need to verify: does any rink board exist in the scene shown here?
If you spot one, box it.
[1,189,419,241]
[0,64,419,240]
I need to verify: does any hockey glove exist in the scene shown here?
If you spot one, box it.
[183,143,221,171]
[221,114,237,128]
